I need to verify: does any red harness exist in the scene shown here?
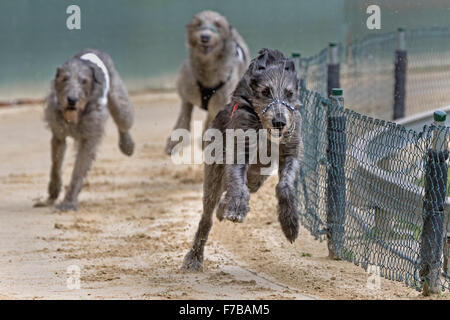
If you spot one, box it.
[230,103,238,119]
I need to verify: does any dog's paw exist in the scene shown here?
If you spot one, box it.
[276,183,299,243]
[33,198,55,208]
[181,250,203,271]
[278,211,299,243]
[55,201,78,212]
[119,131,135,156]
[223,190,250,223]
[165,136,179,156]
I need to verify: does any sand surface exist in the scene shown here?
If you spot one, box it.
[0,93,440,300]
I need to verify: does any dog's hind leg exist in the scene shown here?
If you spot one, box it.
[276,156,300,243]
[183,164,224,271]
[108,75,135,156]
[55,137,99,211]
[34,135,66,207]
[166,100,193,155]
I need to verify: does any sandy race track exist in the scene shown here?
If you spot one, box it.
[0,92,436,300]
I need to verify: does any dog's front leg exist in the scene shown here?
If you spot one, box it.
[165,100,194,155]
[34,135,66,207]
[276,156,300,243]
[108,75,135,156]
[56,138,98,211]
[223,164,250,223]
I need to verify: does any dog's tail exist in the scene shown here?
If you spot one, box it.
[276,184,299,243]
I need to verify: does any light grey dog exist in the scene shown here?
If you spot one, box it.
[165,10,249,154]
[183,49,304,271]
[34,49,134,211]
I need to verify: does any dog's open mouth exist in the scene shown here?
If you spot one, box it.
[201,44,215,54]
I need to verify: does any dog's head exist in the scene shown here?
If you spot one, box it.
[233,48,300,137]
[186,10,232,56]
[54,58,104,124]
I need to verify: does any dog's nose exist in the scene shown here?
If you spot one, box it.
[200,34,210,43]
[67,96,78,108]
[272,118,286,129]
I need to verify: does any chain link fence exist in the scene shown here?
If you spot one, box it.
[297,88,449,293]
[298,27,450,121]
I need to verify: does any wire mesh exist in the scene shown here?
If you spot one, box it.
[298,27,450,121]
[297,89,449,292]
[406,27,450,117]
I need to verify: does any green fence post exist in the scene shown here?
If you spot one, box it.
[393,28,407,120]
[291,52,305,89]
[291,52,300,73]
[445,233,449,278]
[420,110,448,295]
[327,43,340,98]
[326,88,346,260]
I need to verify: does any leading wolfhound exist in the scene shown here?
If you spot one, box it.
[183,49,304,271]
[165,10,249,154]
[34,49,135,211]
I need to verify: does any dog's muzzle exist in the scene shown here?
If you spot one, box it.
[199,23,218,34]
[261,99,297,115]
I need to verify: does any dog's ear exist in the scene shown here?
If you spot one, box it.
[257,49,287,69]
[55,67,63,79]
[186,16,200,29]
[186,21,193,29]
[257,48,270,56]
[284,59,296,72]
[255,49,269,71]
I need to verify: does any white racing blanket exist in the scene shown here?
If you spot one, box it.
[80,53,110,106]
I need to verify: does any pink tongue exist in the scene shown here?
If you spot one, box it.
[64,110,78,124]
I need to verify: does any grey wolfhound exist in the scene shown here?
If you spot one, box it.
[165,10,249,154]
[183,49,304,271]
[34,49,135,211]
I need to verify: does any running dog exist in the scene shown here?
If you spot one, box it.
[165,10,249,154]
[183,49,303,271]
[34,49,135,211]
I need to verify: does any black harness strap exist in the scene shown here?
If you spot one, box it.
[197,80,227,111]
[197,41,244,111]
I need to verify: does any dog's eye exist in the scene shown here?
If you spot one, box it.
[285,89,294,99]
[262,87,272,98]
[62,76,69,82]
[81,78,89,85]
[214,21,222,29]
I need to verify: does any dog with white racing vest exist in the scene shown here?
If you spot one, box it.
[34,49,135,211]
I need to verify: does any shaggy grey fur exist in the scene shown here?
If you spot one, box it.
[165,10,249,154]
[34,49,135,211]
[183,49,304,271]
